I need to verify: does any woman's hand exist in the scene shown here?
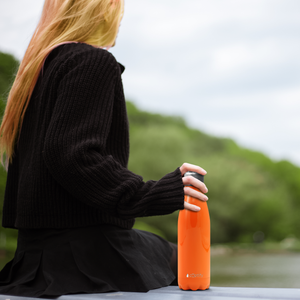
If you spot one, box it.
[179,163,208,212]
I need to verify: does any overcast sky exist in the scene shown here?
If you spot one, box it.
[1,0,300,166]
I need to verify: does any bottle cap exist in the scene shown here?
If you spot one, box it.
[184,171,204,184]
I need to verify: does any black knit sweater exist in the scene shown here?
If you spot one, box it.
[2,43,184,229]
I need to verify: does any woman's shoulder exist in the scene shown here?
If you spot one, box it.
[60,43,117,65]
[46,42,120,75]
[41,43,125,90]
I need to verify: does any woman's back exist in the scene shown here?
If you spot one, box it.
[3,42,135,229]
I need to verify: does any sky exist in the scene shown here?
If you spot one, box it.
[1,0,300,166]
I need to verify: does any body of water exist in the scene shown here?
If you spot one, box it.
[211,252,300,288]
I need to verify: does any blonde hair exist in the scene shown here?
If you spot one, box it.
[0,0,124,165]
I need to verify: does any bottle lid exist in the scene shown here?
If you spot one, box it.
[184,171,204,183]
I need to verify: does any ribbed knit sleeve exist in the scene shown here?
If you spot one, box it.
[42,47,184,220]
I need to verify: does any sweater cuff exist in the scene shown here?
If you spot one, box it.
[144,167,185,217]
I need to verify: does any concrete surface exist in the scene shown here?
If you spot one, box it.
[1,286,300,300]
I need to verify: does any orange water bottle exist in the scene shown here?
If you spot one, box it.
[178,171,210,290]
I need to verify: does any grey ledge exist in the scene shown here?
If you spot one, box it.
[1,286,300,300]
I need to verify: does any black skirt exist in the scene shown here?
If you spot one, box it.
[0,224,176,298]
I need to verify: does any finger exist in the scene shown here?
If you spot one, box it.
[182,176,208,193]
[184,186,208,202]
[184,201,200,212]
[179,162,207,176]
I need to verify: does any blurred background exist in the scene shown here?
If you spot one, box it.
[0,0,300,288]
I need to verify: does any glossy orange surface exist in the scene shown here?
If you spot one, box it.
[178,187,210,290]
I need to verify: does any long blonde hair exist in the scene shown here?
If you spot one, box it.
[0,0,124,165]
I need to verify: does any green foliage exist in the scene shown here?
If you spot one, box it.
[224,139,300,238]
[0,51,19,209]
[0,52,19,116]
[202,154,292,243]
[0,52,19,252]
[0,50,299,251]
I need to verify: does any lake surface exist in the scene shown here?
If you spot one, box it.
[211,252,300,288]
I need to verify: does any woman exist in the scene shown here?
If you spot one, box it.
[0,0,208,297]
